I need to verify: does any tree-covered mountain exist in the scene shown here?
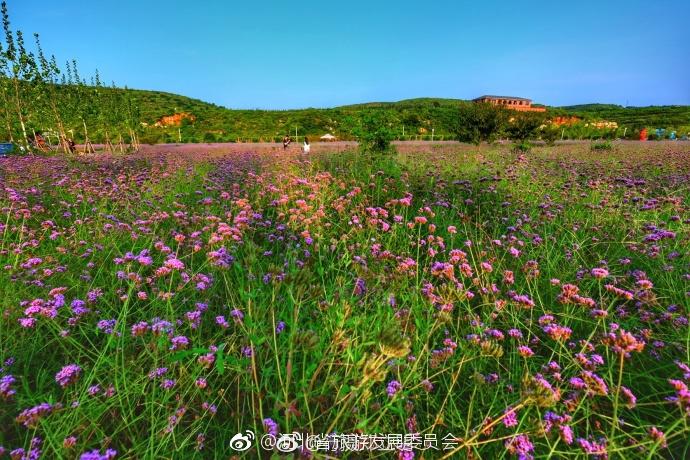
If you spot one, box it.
[121,91,690,143]
[553,104,690,129]
[4,80,688,146]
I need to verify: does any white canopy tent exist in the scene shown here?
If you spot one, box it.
[320,134,337,141]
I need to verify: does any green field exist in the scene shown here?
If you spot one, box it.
[1,142,689,458]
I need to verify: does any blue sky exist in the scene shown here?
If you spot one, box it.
[9,0,690,109]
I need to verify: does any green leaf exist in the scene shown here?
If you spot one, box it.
[215,354,225,375]
[215,343,226,375]
[169,347,209,362]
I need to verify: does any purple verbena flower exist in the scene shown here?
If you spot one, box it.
[55,364,81,388]
[169,335,189,351]
[503,406,518,427]
[263,417,279,437]
[79,448,118,460]
[387,380,402,397]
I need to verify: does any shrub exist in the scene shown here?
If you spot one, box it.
[591,140,613,151]
[512,140,532,153]
[505,113,545,143]
[349,110,398,154]
[541,127,560,146]
[452,103,508,145]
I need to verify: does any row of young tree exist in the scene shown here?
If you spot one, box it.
[0,1,140,153]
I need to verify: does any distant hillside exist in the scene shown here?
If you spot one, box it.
[15,83,687,144]
[339,98,465,109]
[124,91,689,143]
[127,93,473,143]
[552,104,690,129]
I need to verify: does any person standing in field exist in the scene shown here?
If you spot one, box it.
[283,135,291,150]
[302,137,310,154]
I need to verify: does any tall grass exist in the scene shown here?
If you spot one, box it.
[0,143,689,458]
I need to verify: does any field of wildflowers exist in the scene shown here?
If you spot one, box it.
[1,142,689,459]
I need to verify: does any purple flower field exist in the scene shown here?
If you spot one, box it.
[1,142,689,458]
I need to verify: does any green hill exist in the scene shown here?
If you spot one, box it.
[554,104,690,129]
[6,81,689,144]
[125,90,690,143]
[127,92,469,143]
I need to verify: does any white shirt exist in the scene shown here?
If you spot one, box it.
[303,143,310,153]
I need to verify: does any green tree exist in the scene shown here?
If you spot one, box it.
[540,125,560,146]
[0,6,12,141]
[2,2,38,149]
[505,113,545,142]
[452,102,507,145]
[349,109,398,154]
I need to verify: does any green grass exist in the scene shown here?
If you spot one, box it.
[0,142,689,458]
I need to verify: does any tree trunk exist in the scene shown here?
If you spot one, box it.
[105,130,115,154]
[48,99,70,153]
[81,119,95,154]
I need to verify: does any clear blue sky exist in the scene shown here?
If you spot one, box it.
[10,0,690,109]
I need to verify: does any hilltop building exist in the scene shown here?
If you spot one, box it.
[473,95,546,112]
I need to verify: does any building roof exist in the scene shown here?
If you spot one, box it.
[473,95,532,102]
